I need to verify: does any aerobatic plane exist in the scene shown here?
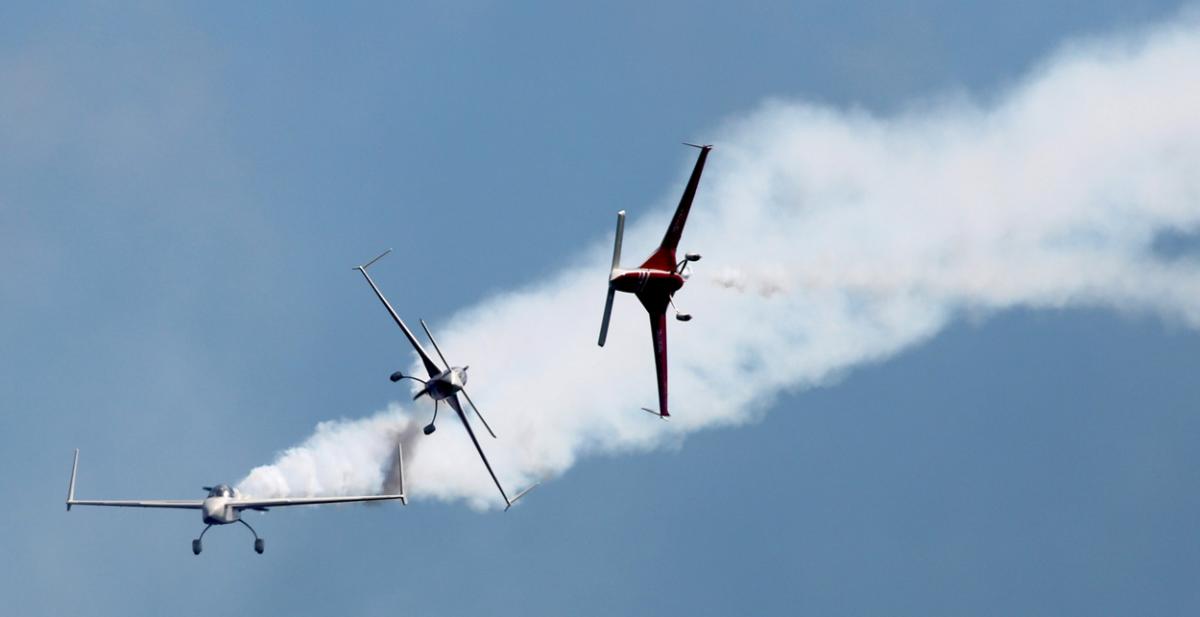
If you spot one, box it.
[355,250,535,511]
[597,143,712,418]
[64,446,406,555]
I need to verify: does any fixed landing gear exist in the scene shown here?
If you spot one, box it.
[192,524,212,555]
[192,520,265,555]
[424,400,439,435]
[239,519,264,555]
[670,298,692,322]
[391,371,436,434]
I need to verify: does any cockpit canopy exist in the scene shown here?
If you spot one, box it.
[206,484,234,498]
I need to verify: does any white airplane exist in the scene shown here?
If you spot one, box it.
[355,249,536,511]
[65,445,407,555]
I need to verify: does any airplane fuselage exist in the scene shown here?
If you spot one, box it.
[421,366,468,401]
[202,496,240,525]
[610,268,684,297]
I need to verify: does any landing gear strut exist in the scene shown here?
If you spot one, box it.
[192,524,212,555]
[239,519,265,554]
[424,400,439,435]
[670,298,692,322]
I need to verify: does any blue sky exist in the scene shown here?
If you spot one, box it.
[4,2,1199,615]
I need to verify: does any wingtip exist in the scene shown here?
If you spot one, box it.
[67,448,80,510]
[504,482,540,512]
[357,248,393,271]
[682,142,713,150]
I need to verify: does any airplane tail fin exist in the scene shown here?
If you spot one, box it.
[598,211,625,347]
[66,449,79,511]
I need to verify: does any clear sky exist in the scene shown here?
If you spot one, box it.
[3,2,1199,615]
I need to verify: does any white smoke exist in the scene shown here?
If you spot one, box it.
[239,14,1200,509]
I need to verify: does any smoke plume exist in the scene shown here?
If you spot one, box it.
[238,15,1200,509]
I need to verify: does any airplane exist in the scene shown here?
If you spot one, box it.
[355,249,535,511]
[597,143,713,418]
[65,445,407,555]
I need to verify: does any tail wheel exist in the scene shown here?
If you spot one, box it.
[192,539,202,555]
[254,538,265,554]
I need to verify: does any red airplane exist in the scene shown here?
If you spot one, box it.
[597,143,712,418]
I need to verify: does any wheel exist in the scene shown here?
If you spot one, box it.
[192,539,202,555]
[423,424,436,435]
[254,538,264,554]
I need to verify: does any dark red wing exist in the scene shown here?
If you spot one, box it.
[646,305,670,418]
[639,145,712,272]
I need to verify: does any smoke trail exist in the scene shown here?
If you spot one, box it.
[238,15,1200,509]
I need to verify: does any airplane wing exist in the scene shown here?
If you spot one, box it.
[446,393,512,505]
[65,449,204,511]
[355,250,444,379]
[230,494,405,509]
[68,499,204,509]
[639,144,712,272]
[637,296,671,418]
[233,441,407,509]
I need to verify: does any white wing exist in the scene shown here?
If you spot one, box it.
[68,499,203,509]
[65,449,206,511]
[231,442,407,509]
[230,494,405,509]
[66,444,408,512]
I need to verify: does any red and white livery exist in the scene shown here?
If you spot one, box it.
[597,143,712,418]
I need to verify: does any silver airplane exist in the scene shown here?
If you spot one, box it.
[355,249,535,511]
[65,445,407,555]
